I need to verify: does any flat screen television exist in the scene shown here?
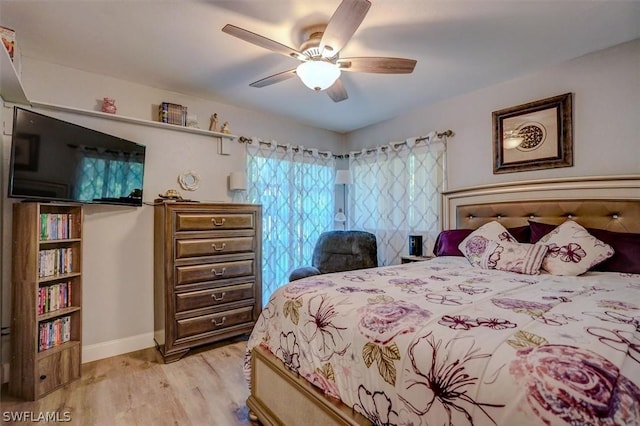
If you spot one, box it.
[8,107,146,206]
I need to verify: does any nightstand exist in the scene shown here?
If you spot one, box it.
[401,255,434,264]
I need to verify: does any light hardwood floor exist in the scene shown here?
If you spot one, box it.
[1,337,253,425]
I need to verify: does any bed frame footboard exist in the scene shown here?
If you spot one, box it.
[248,346,370,425]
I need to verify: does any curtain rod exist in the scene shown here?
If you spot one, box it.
[237,129,454,159]
[334,129,454,159]
[236,136,334,158]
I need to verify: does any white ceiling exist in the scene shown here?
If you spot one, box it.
[1,0,639,133]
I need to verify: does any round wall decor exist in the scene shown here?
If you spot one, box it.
[178,171,200,191]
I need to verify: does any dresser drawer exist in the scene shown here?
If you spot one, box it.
[176,237,254,259]
[175,213,254,231]
[176,306,254,339]
[176,260,254,285]
[176,282,254,313]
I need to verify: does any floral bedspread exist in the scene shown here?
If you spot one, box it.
[245,257,640,425]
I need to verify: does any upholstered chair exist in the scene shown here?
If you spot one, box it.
[288,230,378,281]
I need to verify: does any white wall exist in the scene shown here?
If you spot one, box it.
[346,39,640,190]
[1,58,345,362]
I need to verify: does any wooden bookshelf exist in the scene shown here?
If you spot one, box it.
[9,202,83,400]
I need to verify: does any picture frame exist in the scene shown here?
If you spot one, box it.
[13,133,40,171]
[493,93,573,174]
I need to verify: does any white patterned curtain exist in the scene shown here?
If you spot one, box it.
[245,139,335,305]
[348,132,448,266]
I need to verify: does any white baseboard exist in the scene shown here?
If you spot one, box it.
[82,332,155,363]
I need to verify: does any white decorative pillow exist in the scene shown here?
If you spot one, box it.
[479,240,548,275]
[458,221,517,267]
[536,220,614,276]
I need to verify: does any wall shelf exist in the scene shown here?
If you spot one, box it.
[30,101,237,140]
[0,43,29,104]
[1,43,235,140]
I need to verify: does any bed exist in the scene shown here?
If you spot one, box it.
[244,175,640,425]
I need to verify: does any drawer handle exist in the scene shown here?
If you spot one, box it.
[211,316,226,326]
[211,217,226,227]
[211,267,227,277]
[211,242,227,252]
[211,291,226,301]
[40,374,47,381]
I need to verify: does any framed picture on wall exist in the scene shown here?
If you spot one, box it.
[493,93,573,174]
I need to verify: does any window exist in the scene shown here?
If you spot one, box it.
[349,138,446,265]
[246,142,335,304]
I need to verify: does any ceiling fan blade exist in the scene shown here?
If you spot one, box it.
[337,57,417,74]
[326,78,348,102]
[319,0,371,57]
[222,24,305,60]
[249,69,298,88]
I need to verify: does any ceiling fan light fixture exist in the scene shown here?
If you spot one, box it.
[296,60,341,92]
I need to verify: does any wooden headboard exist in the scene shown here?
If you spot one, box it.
[442,175,640,233]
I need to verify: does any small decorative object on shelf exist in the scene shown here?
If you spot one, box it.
[186,114,199,128]
[158,189,183,200]
[221,121,231,134]
[209,113,218,131]
[1,26,16,61]
[101,97,117,114]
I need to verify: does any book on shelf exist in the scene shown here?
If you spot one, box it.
[158,102,187,126]
[38,248,73,278]
[40,213,73,240]
[37,281,72,315]
[38,315,71,352]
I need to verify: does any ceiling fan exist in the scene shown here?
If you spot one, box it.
[222,0,417,102]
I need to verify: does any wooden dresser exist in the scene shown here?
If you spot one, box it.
[153,202,262,362]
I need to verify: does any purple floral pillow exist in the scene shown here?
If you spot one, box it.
[536,220,614,276]
[479,240,549,275]
[458,221,518,267]
[531,221,640,273]
[434,226,530,257]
